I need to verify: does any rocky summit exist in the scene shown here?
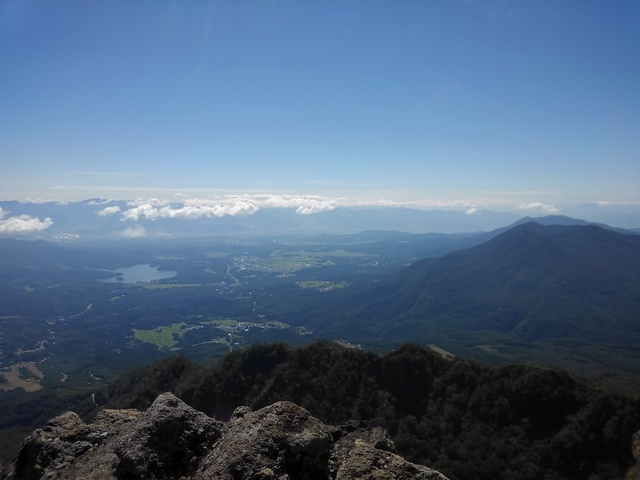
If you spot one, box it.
[5,392,449,480]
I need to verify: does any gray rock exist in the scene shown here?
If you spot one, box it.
[11,408,141,480]
[195,401,333,480]
[328,422,397,476]
[9,394,450,480]
[336,439,449,480]
[113,392,223,479]
[10,393,222,480]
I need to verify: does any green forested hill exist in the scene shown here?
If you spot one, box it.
[334,223,640,342]
[97,341,640,480]
[307,223,640,390]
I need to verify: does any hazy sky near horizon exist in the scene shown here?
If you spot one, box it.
[1,0,639,212]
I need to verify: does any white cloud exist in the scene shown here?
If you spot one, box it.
[120,198,259,221]
[296,204,331,215]
[118,195,341,221]
[121,203,161,221]
[120,224,148,238]
[63,192,612,224]
[255,194,338,214]
[0,207,53,234]
[97,206,121,216]
[127,197,170,207]
[116,194,514,222]
[517,202,560,214]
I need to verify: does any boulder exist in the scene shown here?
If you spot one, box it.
[195,401,332,479]
[113,392,223,479]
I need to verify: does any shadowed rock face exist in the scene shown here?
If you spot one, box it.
[7,393,449,480]
[9,393,223,480]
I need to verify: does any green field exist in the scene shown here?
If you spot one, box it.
[297,280,350,291]
[133,323,189,349]
[201,318,239,326]
[256,249,374,274]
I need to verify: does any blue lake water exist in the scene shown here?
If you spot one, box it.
[102,264,177,284]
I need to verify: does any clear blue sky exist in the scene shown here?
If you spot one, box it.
[1,0,639,213]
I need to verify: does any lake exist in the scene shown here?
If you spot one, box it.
[102,264,177,284]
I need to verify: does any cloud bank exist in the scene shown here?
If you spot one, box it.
[0,207,53,234]
[113,195,339,222]
[98,194,538,224]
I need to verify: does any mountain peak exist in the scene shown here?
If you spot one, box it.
[514,215,588,226]
[510,214,636,235]
[333,222,640,354]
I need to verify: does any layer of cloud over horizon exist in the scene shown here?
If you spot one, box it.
[109,195,339,222]
[90,194,576,224]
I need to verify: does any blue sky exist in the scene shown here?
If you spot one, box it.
[1,0,639,215]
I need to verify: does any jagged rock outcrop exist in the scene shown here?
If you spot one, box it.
[7,393,449,480]
[10,393,223,480]
[194,401,332,479]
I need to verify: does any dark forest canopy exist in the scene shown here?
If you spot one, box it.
[96,341,640,480]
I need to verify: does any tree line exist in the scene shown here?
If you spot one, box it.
[98,341,640,480]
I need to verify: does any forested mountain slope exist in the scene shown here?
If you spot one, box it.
[300,223,640,390]
[332,222,640,342]
[97,341,640,480]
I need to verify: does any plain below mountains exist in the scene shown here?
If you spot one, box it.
[309,222,640,392]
